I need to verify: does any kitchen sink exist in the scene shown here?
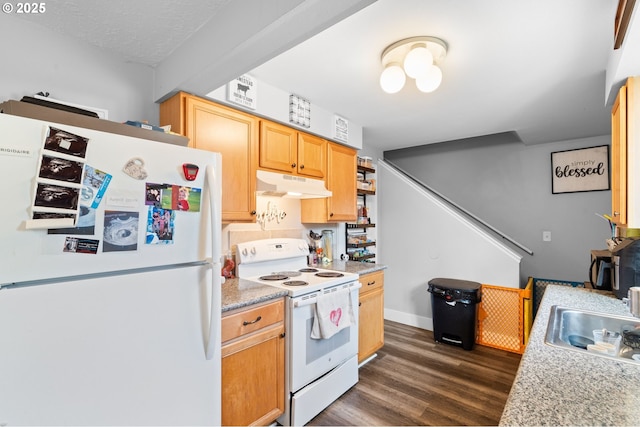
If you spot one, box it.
[544,305,640,364]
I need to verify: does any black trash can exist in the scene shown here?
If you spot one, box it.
[427,278,482,350]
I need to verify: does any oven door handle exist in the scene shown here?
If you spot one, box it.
[293,282,362,308]
[294,296,319,308]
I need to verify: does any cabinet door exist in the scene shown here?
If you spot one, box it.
[326,142,357,221]
[297,132,326,178]
[358,271,384,363]
[222,324,285,426]
[301,142,357,222]
[611,84,627,225]
[259,120,297,174]
[185,97,258,222]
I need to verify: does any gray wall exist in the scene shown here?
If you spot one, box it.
[0,14,156,124]
[384,134,612,285]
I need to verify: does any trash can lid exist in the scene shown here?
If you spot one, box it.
[428,277,482,291]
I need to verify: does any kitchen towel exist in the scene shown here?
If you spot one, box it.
[311,287,354,339]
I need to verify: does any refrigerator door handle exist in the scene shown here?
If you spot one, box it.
[205,163,222,360]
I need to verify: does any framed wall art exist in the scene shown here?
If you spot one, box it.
[551,145,610,194]
[289,94,310,128]
[333,114,348,143]
[227,74,257,109]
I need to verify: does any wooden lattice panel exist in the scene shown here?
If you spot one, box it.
[477,281,532,354]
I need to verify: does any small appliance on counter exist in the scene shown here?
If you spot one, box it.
[611,238,640,299]
[589,249,613,290]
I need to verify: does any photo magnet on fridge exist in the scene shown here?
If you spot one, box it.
[102,210,139,252]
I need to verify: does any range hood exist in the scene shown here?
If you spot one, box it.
[256,170,332,199]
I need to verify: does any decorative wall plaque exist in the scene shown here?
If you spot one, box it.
[551,145,610,194]
[333,115,348,142]
[289,94,310,128]
[227,74,257,109]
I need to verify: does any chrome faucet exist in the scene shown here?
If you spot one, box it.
[624,287,640,318]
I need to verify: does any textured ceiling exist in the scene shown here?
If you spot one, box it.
[10,0,630,150]
[15,0,232,66]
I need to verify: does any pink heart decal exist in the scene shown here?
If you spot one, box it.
[330,308,342,327]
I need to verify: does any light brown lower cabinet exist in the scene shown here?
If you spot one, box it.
[221,298,285,426]
[358,270,385,363]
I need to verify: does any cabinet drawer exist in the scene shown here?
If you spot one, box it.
[222,298,284,343]
[360,270,384,295]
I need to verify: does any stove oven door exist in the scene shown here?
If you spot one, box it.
[289,284,360,393]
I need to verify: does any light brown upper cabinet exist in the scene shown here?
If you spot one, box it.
[160,93,258,222]
[259,120,326,179]
[611,81,627,226]
[301,142,357,223]
[611,76,640,228]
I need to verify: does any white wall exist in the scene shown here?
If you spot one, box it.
[378,160,521,330]
[385,135,611,284]
[206,80,363,149]
[0,14,156,124]
[221,195,342,264]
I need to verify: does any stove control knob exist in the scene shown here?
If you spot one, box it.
[241,248,248,256]
[250,247,256,255]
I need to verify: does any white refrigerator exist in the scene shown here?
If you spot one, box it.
[0,113,222,425]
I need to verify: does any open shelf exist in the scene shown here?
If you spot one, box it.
[347,223,376,229]
[347,241,376,249]
[348,159,376,262]
[358,165,375,174]
[349,253,376,261]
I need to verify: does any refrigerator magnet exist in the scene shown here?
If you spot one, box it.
[182,163,199,181]
[123,157,147,180]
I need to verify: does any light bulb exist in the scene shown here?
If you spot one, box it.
[403,44,433,79]
[416,65,443,93]
[379,63,406,94]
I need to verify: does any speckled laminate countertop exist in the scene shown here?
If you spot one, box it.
[499,285,640,426]
[222,278,288,312]
[221,261,386,312]
[323,260,387,276]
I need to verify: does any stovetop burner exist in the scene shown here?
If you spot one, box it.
[274,271,302,277]
[259,274,290,281]
[236,238,360,297]
[315,271,344,278]
[282,280,309,287]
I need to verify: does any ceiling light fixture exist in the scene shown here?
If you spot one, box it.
[379,36,448,94]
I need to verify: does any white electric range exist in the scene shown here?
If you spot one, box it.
[236,238,361,426]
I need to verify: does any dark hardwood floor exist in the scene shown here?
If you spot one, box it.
[307,320,522,426]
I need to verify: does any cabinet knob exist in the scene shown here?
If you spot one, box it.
[330,212,334,217]
[291,163,297,168]
[300,164,305,169]
[368,281,376,286]
[614,211,619,217]
[251,210,256,215]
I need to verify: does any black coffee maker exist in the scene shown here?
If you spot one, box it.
[612,238,640,299]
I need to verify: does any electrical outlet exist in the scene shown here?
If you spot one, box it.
[542,231,551,242]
